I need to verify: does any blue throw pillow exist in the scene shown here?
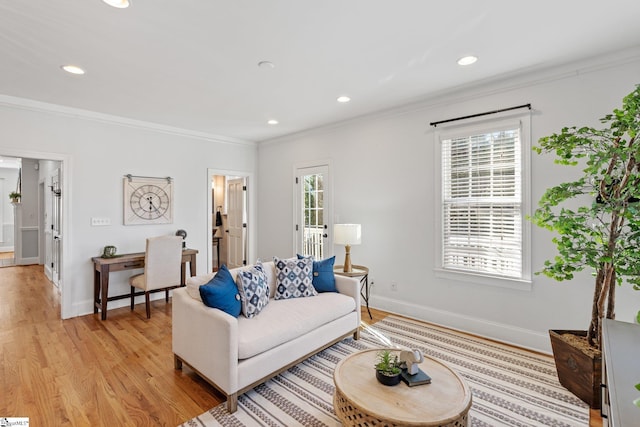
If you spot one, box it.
[199,264,241,317]
[297,254,337,293]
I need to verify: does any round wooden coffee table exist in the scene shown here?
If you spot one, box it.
[333,349,472,427]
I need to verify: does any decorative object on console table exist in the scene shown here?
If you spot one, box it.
[333,223,361,273]
[334,264,371,319]
[102,245,117,258]
[123,174,174,225]
[175,229,187,248]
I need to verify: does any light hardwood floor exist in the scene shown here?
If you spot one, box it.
[1,265,221,426]
[1,265,601,426]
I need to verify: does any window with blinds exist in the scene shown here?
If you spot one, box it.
[441,125,523,279]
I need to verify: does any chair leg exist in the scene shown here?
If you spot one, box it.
[130,286,135,311]
[145,292,151,319]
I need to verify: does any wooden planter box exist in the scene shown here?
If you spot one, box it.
[549,329,602,409]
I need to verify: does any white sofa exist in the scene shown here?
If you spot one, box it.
[172,260,361,413]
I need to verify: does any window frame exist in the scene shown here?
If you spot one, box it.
[434,114,532,290]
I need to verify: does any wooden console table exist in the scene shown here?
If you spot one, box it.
[92,248,198,320]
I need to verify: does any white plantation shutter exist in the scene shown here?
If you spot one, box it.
[441,126,523,278]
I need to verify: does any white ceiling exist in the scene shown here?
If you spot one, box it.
[1,1,639,143]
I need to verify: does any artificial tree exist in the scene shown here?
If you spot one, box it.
[531,84,640,351]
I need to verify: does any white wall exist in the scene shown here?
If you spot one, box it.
[0,100,257,318]
[257,49,640,353]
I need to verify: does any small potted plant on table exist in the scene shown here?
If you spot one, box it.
[375,349,402,386]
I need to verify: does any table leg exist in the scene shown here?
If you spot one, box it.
[190,253,197,277]
[361,275,372,320]
[216,241,220,269]
[100,265,110,320]
[93,268,100,314]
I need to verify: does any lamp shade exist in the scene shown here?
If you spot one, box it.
[334,224,361,245]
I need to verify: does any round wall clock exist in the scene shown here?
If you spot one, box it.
[123,176,174,225]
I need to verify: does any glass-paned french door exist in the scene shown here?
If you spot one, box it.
[295,165,332,260]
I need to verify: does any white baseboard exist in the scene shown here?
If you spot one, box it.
[369,295,551,354]
[17,257,40,265]
[44,264,53,281]
[0,246,14,252]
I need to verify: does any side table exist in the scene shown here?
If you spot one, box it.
[334,264,371,320]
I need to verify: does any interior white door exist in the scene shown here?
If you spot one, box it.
[227,177,246,268]
[50,168,61,286]
[295,165,332,259]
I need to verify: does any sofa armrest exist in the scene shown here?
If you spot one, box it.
[172,287,238,394]
[335,275,361,325]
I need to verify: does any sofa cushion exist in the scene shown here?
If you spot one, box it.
[199,264,241,317]
[273,256,317,300]
[236,262,269,318]
[237,292,356,359]
[297,254,337,293]
[186,261,277,302]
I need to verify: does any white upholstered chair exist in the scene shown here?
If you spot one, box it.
[130,235,183,319]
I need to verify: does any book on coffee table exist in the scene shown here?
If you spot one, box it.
[401,368,432,387]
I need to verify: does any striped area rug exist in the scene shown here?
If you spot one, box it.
[180,315,589,427]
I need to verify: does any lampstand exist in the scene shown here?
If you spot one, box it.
[333,224,361,273]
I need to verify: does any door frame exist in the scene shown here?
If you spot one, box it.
[0,148,71,318]
[293,160,334,258]
[207,168,255,273]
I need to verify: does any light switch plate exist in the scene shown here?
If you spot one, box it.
[91,217,111,226]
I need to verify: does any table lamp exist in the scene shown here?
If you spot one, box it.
[334,224,361,273]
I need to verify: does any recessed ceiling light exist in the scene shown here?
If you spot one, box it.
[267,119,279,125]
[258,61,275,69]
[61,65,85,75]
[102,0,130,8]
[337,96,351,103]
[457,56,478,66]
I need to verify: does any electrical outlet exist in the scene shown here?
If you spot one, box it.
[391,281,398,291]
[91,217,111,226]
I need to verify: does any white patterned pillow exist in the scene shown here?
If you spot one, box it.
[236,262,269,318]
[274,256,317,300]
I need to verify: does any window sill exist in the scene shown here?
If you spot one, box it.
[434,268,532,291]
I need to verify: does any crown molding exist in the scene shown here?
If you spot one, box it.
[0,94,256,147]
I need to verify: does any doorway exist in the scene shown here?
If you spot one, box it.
[207,168,255,273]
[0,156,20,267]
[295,164,333,259]
[0,149,70,318]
